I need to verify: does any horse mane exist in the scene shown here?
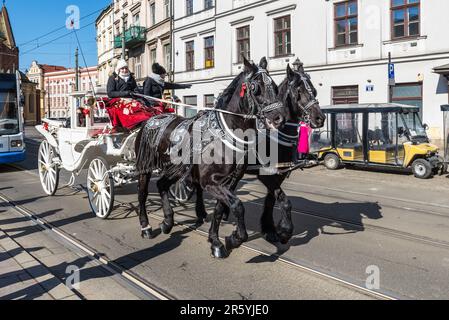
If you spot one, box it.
[215,72,246,110]
[277,77,290,102]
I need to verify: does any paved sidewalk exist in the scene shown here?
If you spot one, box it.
[0,229,79,300]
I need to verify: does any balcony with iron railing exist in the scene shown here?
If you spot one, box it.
[114,26,147,49]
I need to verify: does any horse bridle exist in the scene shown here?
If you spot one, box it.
[243,68,284,121]
[288,72,319,124]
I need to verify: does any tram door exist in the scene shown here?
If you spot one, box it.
[368,112,403,165]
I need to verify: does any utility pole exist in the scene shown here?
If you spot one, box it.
[121,14,126,60]
[75,47,79,91]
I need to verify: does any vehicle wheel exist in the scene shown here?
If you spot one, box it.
[324,153,341,170]
[87,158,114,219]
[412,159,433,179]
[169,180,194,204]
[38,140,60,196]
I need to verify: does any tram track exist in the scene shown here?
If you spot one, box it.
[0,189,394,300]
[139,201,398,300]
[0,192,172,301]
[235,180,449,250]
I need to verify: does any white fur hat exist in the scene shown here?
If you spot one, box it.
[115,59,128,74]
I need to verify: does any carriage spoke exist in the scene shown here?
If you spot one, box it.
[98,196,103,216]
[102,196,109,214]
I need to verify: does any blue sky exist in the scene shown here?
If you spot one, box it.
[7,0,111,72]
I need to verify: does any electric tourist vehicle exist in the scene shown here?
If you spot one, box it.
[311,103,443,179]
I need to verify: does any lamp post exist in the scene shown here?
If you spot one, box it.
[292,58,304,72]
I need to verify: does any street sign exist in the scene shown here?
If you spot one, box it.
[388,63,396,86]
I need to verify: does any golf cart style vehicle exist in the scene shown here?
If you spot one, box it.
[311,103,443,179]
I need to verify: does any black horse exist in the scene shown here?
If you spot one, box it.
[196,61,326,249]
[135,57,288,258]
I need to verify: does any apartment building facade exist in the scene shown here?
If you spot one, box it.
[172,0,449,145]
[96,4,117,87]
[43,67,98,119]
[96,0,173,86]
[27,61,66,119]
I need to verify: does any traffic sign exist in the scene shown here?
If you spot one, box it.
[388,63,396,86]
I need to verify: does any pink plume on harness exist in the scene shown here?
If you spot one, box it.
[298,122,312,154]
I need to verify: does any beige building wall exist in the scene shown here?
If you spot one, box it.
[96,4,117,87]
[96,0,173,86]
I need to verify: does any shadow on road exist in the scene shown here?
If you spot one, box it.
[0,227,194,300]
[239,195,383,264]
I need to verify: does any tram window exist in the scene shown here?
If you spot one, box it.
[335,113,363,148]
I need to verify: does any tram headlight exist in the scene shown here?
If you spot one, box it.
[11,140,23,148]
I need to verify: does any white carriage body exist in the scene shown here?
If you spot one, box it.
[36,88,137,174]
[36,88,193,219]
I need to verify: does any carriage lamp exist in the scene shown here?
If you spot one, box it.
[11,140,23,148]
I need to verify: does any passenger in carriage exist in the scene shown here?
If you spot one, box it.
[143,63,191,113]
[107,59,138,99]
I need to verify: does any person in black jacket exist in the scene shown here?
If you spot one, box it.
[143,63,191,105]
[107,59,138,99]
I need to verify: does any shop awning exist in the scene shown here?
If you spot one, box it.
[434,63,449,78]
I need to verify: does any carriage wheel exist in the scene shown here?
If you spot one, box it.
[169,180,194,204]
[87,158,115,219]
[38,140,60,196]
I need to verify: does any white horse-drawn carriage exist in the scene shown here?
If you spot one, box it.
[36,88,193,219]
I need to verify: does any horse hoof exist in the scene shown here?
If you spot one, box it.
[264,232,280,244]
[160,222,173,235]
[141,228,153,239]
[225,236,237,251]
[211,246,228,259]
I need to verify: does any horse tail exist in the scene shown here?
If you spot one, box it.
[136,121,162,176]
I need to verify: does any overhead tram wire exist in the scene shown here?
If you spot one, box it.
[20,20,97,56]
[18,6,107,47]
[73,27,98,102]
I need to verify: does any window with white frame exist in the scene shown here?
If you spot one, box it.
[186,41,195,71]
[135,56,142,79]
[274,15,291,56]
[164,44,171,72]
[186,0,193,16]
[236,26,250,63]
[164,0,170,19]
[133,13,140,26]
[204,0,213,10]
[204,36,214,69]
[150,1,156,26]
[150,48,157,66]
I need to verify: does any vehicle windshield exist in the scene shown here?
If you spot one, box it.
[0,90,19,136]
[400,112,427,141]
